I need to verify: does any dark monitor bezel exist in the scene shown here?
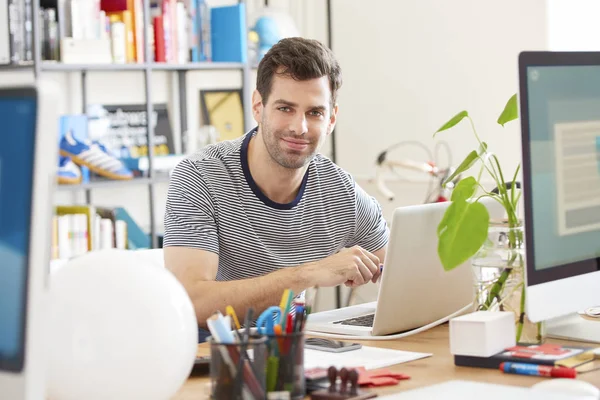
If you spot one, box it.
[519,51,600,287]
[0,87,37,373]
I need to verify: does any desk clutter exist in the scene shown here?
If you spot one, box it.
[310,366,377,400]
[206,289,310,399]
[204,288,424,399]
[450,312,600,380]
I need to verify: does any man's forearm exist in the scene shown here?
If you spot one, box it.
[191,264,315,328]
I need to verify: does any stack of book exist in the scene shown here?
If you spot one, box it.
[51,205,151,261]
[1,0,247,65]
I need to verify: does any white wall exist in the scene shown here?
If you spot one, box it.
[329,0,548,220]
[547,0,600,51]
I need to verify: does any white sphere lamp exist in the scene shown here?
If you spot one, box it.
[46,249,198,400]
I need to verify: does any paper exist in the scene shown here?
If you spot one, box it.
[304,345,431,370]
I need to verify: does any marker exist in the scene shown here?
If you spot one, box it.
[499,362,577,378]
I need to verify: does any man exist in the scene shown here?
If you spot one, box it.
[164,37,389,340]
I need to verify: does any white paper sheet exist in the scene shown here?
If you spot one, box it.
[303,345,431,370]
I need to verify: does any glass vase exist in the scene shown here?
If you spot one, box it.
[471,219,545,344]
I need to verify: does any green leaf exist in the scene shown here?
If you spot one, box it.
[478,142,488,155]
[497,94,518,127]
[437,201,490,271]
[443,142,488,186]
[434,111,468,136]
[451,176,478,202]
[443,151,478,185]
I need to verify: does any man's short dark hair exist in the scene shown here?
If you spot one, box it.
[256,37,342,110]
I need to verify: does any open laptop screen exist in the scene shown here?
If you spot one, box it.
[0,89,37,372]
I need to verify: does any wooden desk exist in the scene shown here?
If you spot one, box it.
[173,324,600,399]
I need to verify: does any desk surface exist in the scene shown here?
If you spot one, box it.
[173,324,600,399]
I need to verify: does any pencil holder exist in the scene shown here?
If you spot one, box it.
[208,335,267,400]
[265,331,305,400]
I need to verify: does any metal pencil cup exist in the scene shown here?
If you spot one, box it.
[208,335,267,400]
[265,331,305,400]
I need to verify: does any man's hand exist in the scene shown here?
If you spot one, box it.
[302,246,381,288]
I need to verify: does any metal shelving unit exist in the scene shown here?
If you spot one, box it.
[56,176,170,191]
[26,0,253,249]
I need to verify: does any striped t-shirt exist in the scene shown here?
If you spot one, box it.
[163,128,389,282]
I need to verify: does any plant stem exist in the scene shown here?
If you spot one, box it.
[482,268,512,310]
[516,281,526,343]
[468,116,484,147]
[477,163,485,184]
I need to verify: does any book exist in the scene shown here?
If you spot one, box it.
[454,343,595,369]
[210,3,247,63]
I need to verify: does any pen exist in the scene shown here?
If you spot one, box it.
[281,289,294,331]
[499,362,577,378]
[226,305,241,331]
[279,289,290,312]
[295,305,305,332]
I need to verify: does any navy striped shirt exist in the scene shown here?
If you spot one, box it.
[164,129,389,282]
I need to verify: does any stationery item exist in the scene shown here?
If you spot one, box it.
[281,289,294,331]
[355,367,410,387]
[209,336,268,399]
[449,311,516,357]
[499,362,577,379]
[310,366,377,400]
[257,306,282,335]
[295,305,306,331]
[455,344,594,369]
[207,309,266,400]
[226,305,242,331]
[280,289,291,311]
[265,331,305,399]
[304,346,431,371]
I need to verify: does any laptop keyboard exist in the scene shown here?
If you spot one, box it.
[333,313,375,327]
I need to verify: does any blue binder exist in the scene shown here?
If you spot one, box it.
[210,4,247,63]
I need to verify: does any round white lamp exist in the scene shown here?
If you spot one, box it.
[47,249,198,400]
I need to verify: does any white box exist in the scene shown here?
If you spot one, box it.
[449,311,516,357]
[60,38,112,64]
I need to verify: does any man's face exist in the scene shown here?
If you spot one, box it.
[252,73,337,169]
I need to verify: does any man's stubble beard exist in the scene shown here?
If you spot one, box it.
[260,116,320,170]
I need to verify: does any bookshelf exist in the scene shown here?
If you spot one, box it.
[7,0,255,249]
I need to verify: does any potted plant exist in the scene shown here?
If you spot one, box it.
[433,94,544,344]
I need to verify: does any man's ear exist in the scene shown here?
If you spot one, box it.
[328,104,339,135]
[252,90,263,124]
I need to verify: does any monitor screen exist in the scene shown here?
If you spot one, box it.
[525,64,600,276]
[0,90,37,372]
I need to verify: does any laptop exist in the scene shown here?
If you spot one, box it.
[305,199,504,337]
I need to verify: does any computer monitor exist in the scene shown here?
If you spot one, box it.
[0,82,58,399]
[519,51,600,324]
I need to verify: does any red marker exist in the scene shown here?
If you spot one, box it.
[499,362,577,378]
[285,313,294,334]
